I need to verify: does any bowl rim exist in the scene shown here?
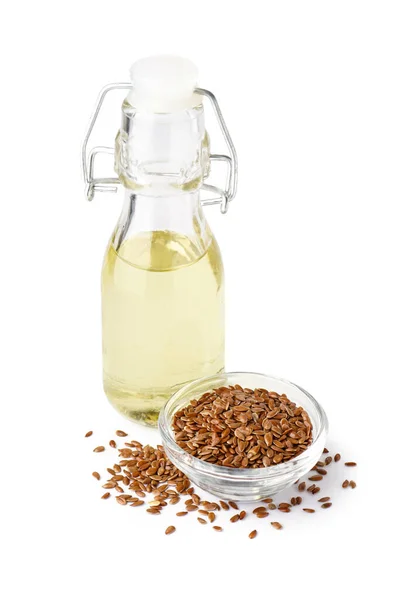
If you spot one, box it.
[158,371,329,481]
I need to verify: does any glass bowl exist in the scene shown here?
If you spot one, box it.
[159,372,328,502]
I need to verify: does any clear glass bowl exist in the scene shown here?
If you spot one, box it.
[159,372,329,502]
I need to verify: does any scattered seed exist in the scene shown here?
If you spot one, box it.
[298,482,306,492]
[271,522,283,530]
[311,487,320,495]
[323,448,329,453]
[316,468,327,475]
[116,497,127,505]
[308,475,323,481]
[334,453,341,462]
[296,497,302,505]
[208,513,216,523]
[165,526,176,535]
[303,508,315,513]
[321,502,332,509]
[109,440,117,448]
[256,512,269,518]
[93,446,105,453]
[92,471,100,480]
[229,501,239,510]
[220,501,229,510]
[249,530,257,539]
[197,518,207,524]
[176,511,188,516]
[116,430,128,437]
[268,503,276,510]
[239,510,246,520]
[319,497,331,502]
[262,498,273,503]
[349,480,357,489]
[101,492,110,499]
[345,462,357,467]
[213,526,223,531]
[230,514,240,523]
[325,456,333,465]
[85,431,93,438]
[342,480,349,488]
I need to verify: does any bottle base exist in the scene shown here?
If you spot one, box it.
[103,368,224,427]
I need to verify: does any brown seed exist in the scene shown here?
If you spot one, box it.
[229,501,239,510]
[323,448,329,453]
[279,503,291,509]
[256,512,269,518]
[249,530,257,539]
[109,440,117,448]
[102,482,116,489]
[116,496,127,505]
[230,514,240,523]
[197,517,207,524]
[208,513,216,523]
[303,508,315,513]
[116,430,128,437]
[186,504,198,512]
[253,507,268,515]
[101,492,110,499]
[319,497,331,502]
[321,502,332,509]
[268,503,276,510]
[311,487,320,495]
[92,471,100,480]
[85,431,93,438]
[334,453,341,462]
[316,468,327,475]
[239,510,246,520]
[93,446,105,453]
[325,456,333,465]
[165,526,176,535]
[308,475,323,481]
[220,501,229,510]
[342,479,349,488]
[271,522,283,530]
[262,498,273,503]
[349,480,357,489]
[296,497,302,505]
[130,501,144,507]
[298,482,306,492]
[213,526,223,531]
[345,462,357,467]
[176,511,188,516]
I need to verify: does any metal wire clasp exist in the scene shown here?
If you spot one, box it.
[82,84,238,212]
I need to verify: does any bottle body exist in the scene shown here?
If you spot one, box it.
[101,192,224,425]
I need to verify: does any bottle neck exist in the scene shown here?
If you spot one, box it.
[112,189,211,256]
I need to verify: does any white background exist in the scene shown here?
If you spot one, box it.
[1,1,399,598]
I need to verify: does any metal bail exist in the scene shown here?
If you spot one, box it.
[82,83,238,212]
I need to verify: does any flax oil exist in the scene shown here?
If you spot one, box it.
[101,230,224,425]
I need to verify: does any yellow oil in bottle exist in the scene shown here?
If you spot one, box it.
[101,230,224,425]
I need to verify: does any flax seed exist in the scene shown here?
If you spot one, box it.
[249,530,257,539]
[303,508,315,513]
[85,431,93,438]
[213,526,223,531]
[321,502,332,509]
[116,430,128,437]
[271,522,283,530]
[342,480,349,488]
[220,501,229,510]
[349,480,356,488]
[101,492,110,499]
[298,482,306,492]
[319,497,331,502]
[345,462,357,467]
[197,518,207,524]
[165,526,176,535]
[334,453,341,462]
[93,446,105,453]
[229,501,239,510]
[230,514,240,523]
[92,472,100,480]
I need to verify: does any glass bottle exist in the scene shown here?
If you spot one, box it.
[82,56,237,425]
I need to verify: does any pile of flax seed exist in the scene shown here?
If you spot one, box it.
[87,429,357,538]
